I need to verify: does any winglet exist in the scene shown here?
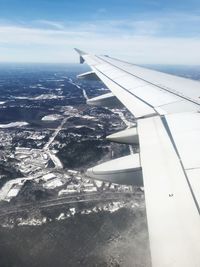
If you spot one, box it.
[74,48,87,64]
[74,48,87,56]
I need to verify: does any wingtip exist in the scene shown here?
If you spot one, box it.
[74,48,87,56]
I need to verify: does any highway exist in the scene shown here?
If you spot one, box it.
[0,191,134,217]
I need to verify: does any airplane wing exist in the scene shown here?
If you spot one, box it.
[75,48,200,267]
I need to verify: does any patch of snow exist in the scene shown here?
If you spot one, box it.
[108,202,122,213]
[17,217,47,226]
[56,213,66,221]
[59,184,80,196]
[68,169,78,174]
[30,135,46,140]
[43,178,64,189]
[82,115,97,120]
[14,96,29,99]
[81,209,92,215]
[97,87,109,91]
[15,147,31,152]
[6,188,19,199]
[15,94,64,100]
[63,106,78,115]
[42,173,56,181]
[48,152,63,169]
[74,125,95,130]
[1,223,14,229]
[94,180,103,188]
[43,153,48,160]
[35,94,64,99]
[0,178,26,201]
[82,187,97,193]
[70,208,76,216]
[68,133,81,137]
[0,122,28,128]
[64,174,70,179]
[97,124,103,128]
[58,188,77,196]
[42,114,63,121]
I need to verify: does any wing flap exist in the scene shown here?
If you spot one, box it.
[137,116,200,267]
[188,168,200,207]
[166,112,200,169]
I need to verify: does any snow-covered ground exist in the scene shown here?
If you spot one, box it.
[47,152,63,169]
[111,109,135,155]
[15,94,64,100]
[43,178,64,189]
[1,198,141,228]
[17,217,47,226]
[42,173,56,181]
[0,177,28,202]
[42,114,63,121]
[0,122,28,128]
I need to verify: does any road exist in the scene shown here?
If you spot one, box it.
[44,117,68,150]
[0,191,133,217]
[42,116,68,168]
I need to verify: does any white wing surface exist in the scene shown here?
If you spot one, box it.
[75,48,200,267]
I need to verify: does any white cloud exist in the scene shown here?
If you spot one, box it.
[35,20,65,30]
[0,17,200,64]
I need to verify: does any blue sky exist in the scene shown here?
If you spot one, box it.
[0,0,200,64]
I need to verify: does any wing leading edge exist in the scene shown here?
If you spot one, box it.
[75,49,200,267]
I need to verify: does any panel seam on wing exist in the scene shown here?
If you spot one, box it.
[96,55,200,107]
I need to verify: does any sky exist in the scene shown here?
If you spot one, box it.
[0,0,200,64]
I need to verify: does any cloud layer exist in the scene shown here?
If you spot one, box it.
[0,14,200,64]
